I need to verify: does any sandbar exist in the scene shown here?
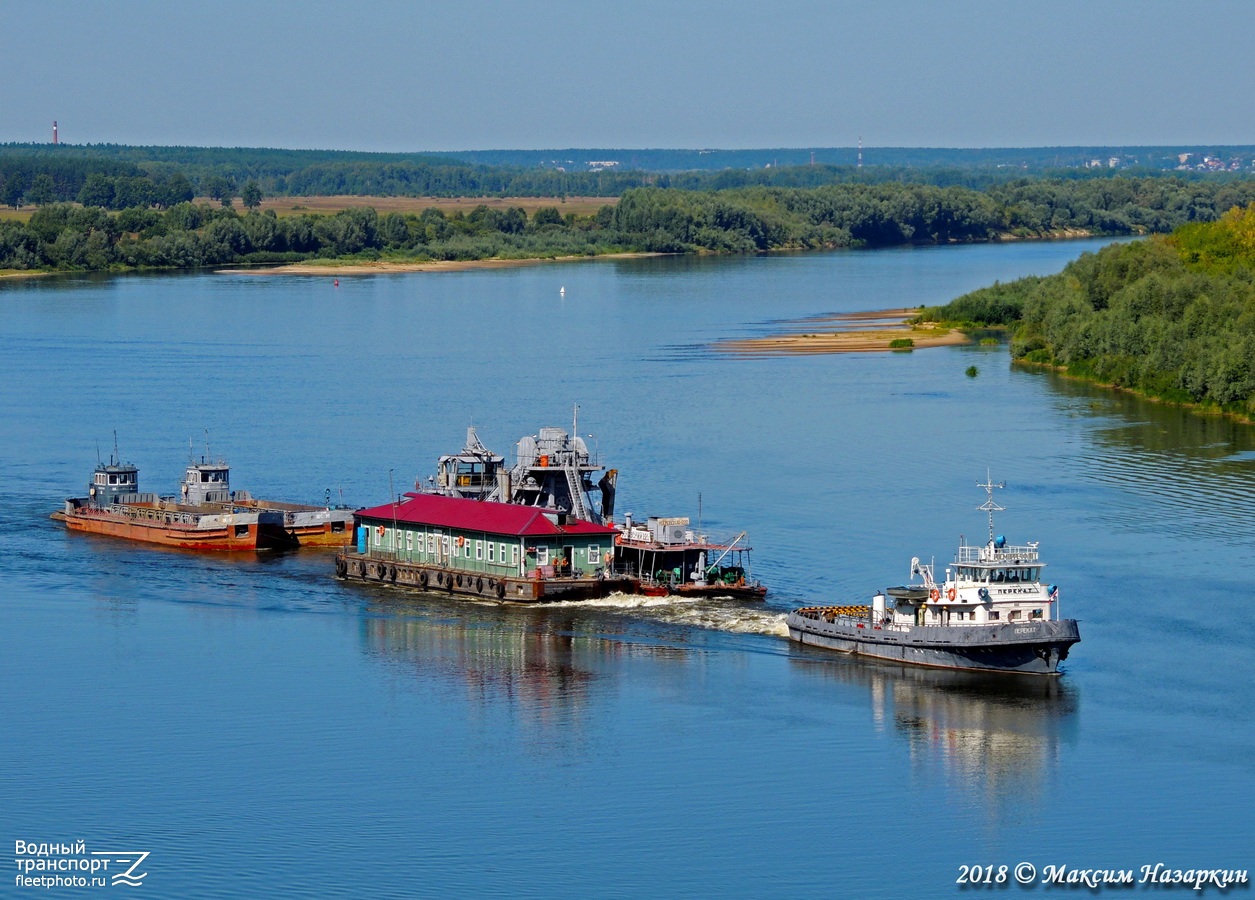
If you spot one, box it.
[713,308,968,355]
[218,252,662,277]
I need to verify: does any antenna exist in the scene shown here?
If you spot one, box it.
[96,438,102,467]
[112,430,119,466]
[188,437,194,463]
[204,428,211,464]
[572,402,579,439]
[857,136,863,169]
[977,470,1006,544]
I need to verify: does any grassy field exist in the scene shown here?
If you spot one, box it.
[255,195,615,218]
[0,196,618,224]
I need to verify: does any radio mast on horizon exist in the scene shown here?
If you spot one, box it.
[52,121,58,145]
[857,136,862,168]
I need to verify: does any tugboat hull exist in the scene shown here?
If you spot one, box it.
[787,611,1080,675]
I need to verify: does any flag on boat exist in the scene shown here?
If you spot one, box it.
[1049,584,1059,601]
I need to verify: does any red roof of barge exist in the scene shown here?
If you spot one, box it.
[357,492,617,537]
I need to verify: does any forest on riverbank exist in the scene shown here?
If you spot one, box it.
[920,205,1255,416]
[5,180,1255,275]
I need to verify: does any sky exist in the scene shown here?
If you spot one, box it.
[2,0,1253,153]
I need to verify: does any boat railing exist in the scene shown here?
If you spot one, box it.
[957,543,1040,564]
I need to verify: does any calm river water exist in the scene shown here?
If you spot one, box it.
[2,241,1252,898]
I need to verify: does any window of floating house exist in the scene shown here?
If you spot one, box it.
[486,542,495,563]
[587,545,598,565]
[511,545,519,566]
[475,540,483,561]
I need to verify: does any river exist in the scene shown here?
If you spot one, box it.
[1,240,1251,897]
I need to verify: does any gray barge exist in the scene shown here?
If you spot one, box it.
[787,476,1080,675]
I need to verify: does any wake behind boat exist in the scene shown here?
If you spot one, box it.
[787,476,1080,674]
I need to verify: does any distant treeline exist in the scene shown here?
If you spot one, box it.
[5,180,1255,274]
[451,145,1255,173]
[4,144,1255,206]
[920,205,1255,416]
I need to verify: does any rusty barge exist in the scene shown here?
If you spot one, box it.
[58,449,353,552]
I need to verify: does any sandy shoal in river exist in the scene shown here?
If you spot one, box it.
[713,308,968,355]
[218,253,662,276]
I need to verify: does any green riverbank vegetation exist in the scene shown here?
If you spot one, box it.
[5,178,1255,274]
[920,204,1255,417]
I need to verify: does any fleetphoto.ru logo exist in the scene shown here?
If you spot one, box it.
[14,839,150,890]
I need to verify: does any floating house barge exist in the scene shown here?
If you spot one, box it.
[423,425,766,601]
[336,492,631,602]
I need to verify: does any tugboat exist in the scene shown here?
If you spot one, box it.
[787,477,1079,674]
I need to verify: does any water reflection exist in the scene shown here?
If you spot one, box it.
[360,593,694,728]
[1027,367,1255,542]
[792,650,1077,809]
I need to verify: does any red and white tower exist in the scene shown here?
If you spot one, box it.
[52,121,58,145]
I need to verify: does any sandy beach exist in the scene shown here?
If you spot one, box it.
[218,252,662,277]
[713,308,968,355]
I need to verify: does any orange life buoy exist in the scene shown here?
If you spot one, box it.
[946,587,957,602]
[376,525,384,537]
[456,535,465,548]
[929,587,940,602]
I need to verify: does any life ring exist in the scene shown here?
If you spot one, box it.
[495,581,506,599]
[418,570,428,588]
[376,525,384,537]
[457,536,465,548]
[946,587,956,602]
[929,587,940,602]
[476,577,484,594]
[335,557,347,576]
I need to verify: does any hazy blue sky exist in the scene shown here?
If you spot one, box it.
[3,0,1252,151]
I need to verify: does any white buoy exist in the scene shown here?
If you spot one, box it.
[559,286,565,296]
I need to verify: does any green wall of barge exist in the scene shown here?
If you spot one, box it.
[356,517,614,578]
